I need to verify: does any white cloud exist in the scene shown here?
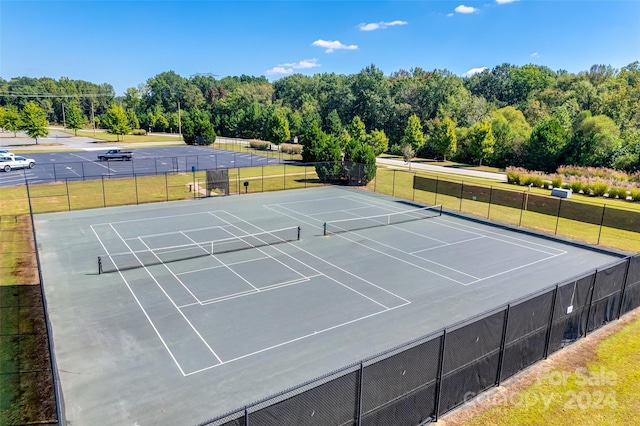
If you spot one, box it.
[266,58,321,75]
[358,20,408,31]
[531,52,540,57]
[447,13,454,17]
[496,0,518,4]
[455,5,478,14]
[312,39,358,53]
[464,67,488,76]
[265,67,294,76]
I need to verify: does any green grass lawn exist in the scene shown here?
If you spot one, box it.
[448,311,640,426]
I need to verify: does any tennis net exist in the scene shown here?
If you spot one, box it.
[98,225,301,273]
[323,205,442,235]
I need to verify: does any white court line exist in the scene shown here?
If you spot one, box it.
[184,302,408,376]
[126,224,234,240]
[222,209,411,307]
[137,236,201,303]
[208,211,310,284]
[181,230,261,294]
[90,224,187,376]
[411,236,486,255]
[259,205,416,303]
[174,254,271,276]
[269,203,475,285]
[344,193,568,256]
[184,275,318,307]
[90,209,231,227]
[108,223,224,368]
[463,252,565,286]
[70,152,114,173]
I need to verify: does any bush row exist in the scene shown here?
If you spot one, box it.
[506,167,640,201]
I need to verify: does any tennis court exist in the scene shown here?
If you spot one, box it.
[35,186,623,425]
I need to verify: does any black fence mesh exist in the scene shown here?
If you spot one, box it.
[587,259,629,332]
[360,335,442,426]
[500,291,555,381]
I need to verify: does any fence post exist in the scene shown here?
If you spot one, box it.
[434,330,447,421]
[487,186,493,219]
[81,162,85,181]
[543,286,559,359]
[554,198,562,235]
[518,191,525,227]
[154,158,158,175]
[283,164,286,190]
[65,179,71,211]
[434,177,439,205]
[165,173,169,201]
[135,174,139,205]
[616,257,632,319]
[496,306,510,386]
[356,362,364,426]
[392,170,396,197]
[597,204,606,245]
[412,172,416,201]
[459,181,464,211]
[373,167,377,193]
[584,273,598,336]
[53,163,58,182]
[245,406,249,426]
[101,176,106,207]
[262,166,264,193]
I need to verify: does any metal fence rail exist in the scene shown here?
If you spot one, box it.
[197,253,639,426]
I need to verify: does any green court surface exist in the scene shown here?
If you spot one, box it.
[35,186,623,425]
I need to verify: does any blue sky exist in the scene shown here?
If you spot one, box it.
[1,1,639,96]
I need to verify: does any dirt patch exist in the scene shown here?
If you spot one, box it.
[440,308,640,425]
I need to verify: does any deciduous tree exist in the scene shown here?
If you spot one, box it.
[20,101,48,144]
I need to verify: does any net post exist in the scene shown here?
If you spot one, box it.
[297,226,301,241]
[98,256,102,275]
[323,222,327,236]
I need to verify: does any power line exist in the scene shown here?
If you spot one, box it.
[0,92,113,98]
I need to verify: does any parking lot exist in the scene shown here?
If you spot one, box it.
[0,146,284,186]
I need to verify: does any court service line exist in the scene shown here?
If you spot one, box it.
[410,236,487,255]
[184,275,320,307]
[108,224,224,367]
[137,236,202,303]
[220,209,408,308]
[126,224,234,240]
[463,252,565,286]
[181,230,261,295]
[184,302,409,376]
[257,205,418,303]
[208,211,310,282]
[346,194,567,256]
[174,254,271,276]
[91,208,230,227]
[435,218,567,256]
[90,224,187,376]
[267,203,475,285]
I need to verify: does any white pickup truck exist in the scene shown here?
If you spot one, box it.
[97,149,134,161]
[0,155,36,172]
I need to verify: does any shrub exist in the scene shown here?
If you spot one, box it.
[569,180,583,194]
[249,140,270,150]
[280,143,301,154]
[506,170,521,184]
[551,177,563,188]
[389,144,403,156]
[131,129,146,135]
[591,181,608,197]
[631,188,640,201]
[608,187,628,200]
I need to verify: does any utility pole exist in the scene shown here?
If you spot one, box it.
[61,102,66,128]
[178,101,182,136]
[91,101,96,136]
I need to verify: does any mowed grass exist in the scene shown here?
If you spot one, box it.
[0,217,56,425]
[452,312,640,426]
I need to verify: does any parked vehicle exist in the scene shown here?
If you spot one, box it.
[0,155,36,172]
[97,149,133,161]
[0,150,15,157]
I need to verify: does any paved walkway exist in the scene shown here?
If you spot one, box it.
[376,158,507,182]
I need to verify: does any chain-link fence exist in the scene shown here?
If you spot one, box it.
[197,254,638,426]
[367,170,640,252]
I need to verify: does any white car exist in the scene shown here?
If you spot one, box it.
[0,155,36,172]
[0,149,15,157]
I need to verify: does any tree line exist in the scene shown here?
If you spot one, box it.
[1,62,639,173]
